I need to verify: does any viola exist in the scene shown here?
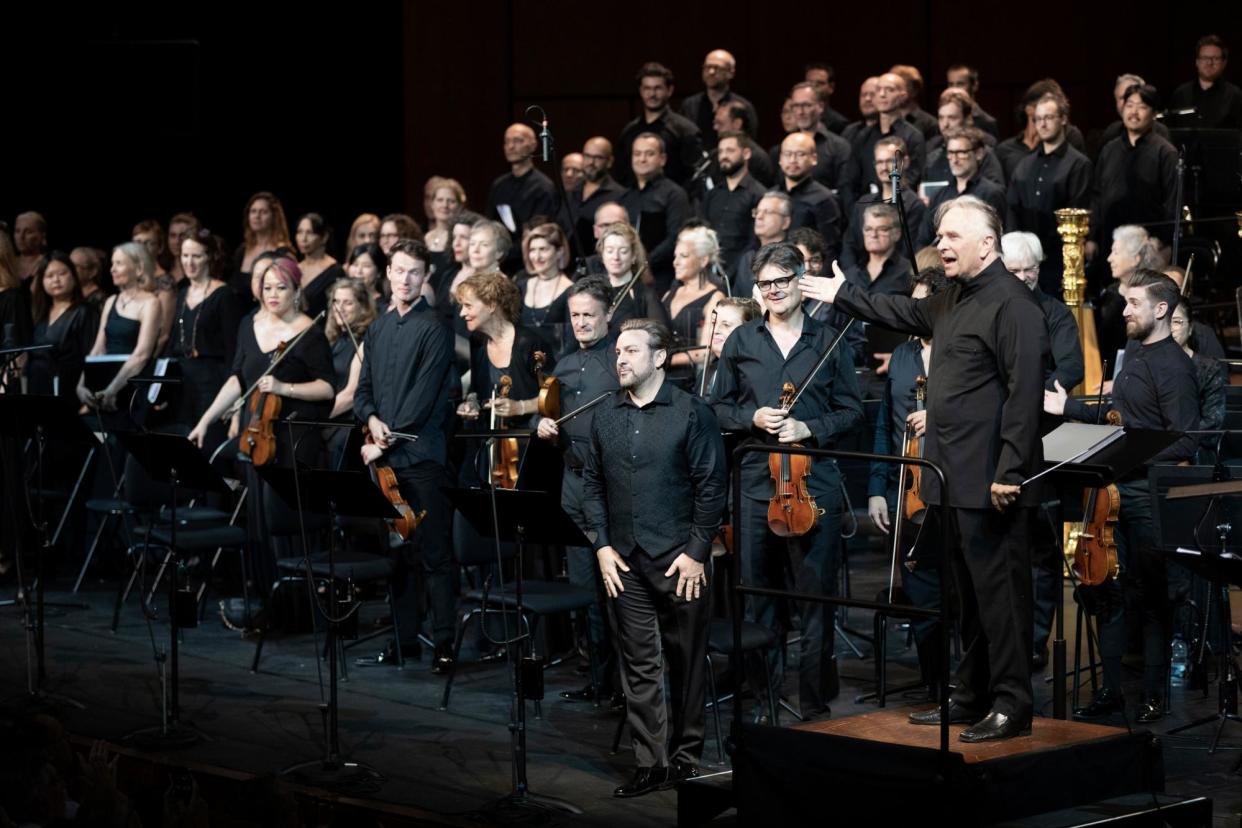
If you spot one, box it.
[902,376,928,522]
[534,350,561,420]
[1067,409,1121,586]
[364,432,426,540]
[240,341,287,467]
[490,375,520,490]
[766,382,822,537]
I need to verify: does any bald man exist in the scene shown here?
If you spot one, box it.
[570,136,627,256]
[561,153,585,192]
[768,82,853,193]
[485,123,558,267]
[680,48,758,148]
[839,72,925,213]
[778,132,842,261]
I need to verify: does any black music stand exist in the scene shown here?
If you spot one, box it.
[257,466,398,790]
[1151,466,1242,755]
[0,394,97,710]
[444,485,589,818]
[1025,427,1183,719]
[115,431,230,749]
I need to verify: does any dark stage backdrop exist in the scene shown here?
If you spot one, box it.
[4,1,1230,255]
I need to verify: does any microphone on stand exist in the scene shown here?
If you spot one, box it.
[539,115,551,163]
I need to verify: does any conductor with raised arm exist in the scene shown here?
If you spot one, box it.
[800,196,1049,741]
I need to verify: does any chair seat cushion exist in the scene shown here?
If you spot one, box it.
[85,498,134,515]
[276,550,395,582]
[148,525,246,550]
[464,579,595,615]
[708,619,777,654]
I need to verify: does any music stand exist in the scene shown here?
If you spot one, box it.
[0,394,97,709]
[256,466,398,790]
[444,485,589,817]
[115,431,230,749]
[1150,465,1242,754]
[1025,427,1183,719]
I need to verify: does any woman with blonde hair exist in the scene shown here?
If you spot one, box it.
[596,222,670,332]
[424,178,466,253]
[664,226,725,378]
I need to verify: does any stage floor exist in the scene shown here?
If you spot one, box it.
[2,555,1239,827]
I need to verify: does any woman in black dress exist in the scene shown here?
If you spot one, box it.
[294,212,345,321]
[231,191,293,308]
[26,252,99,398]
[454,270,552,484]
[597,222,672,332]
[662,226,725,387]
[167,228,241,445]
[516,222,573,349]
[188,257,335,620]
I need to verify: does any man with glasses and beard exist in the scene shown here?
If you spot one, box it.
[703,131,768,280]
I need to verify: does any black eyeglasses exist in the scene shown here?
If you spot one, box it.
[755,276,794,292]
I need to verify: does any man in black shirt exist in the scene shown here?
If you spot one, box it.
[838,204,914,378]
[584,319,726,797]
[712,102,776,187]
[922,128,1006,245]
[535,278,622,707]
[561,153,584,193]
[485,123,557,242]
[679,49,758,149]
[1045,270,1198,723]
[1091,83,1178,254]
[1095,74,1171,155]
[891,64,939,141]
[712,243,864,719]
[1007,93,1093,298]
[355,239,457,671]
[734,192,793,297]
[617,62,704,189]
[619,133,691,294]
[770,83,852,194]
[840,136,927,269]
[569,137,627,262]
[1169,35,1242,128]
[841,77,879,148]
[805,62,850,134]
[842,72,926,211]
[922,90,1004,188]
[779,132,843,263]
[702,131,767,280]
[946,64,1000,138]
[805,196,1049,741]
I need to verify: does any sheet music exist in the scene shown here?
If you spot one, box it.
[496,204,517,233]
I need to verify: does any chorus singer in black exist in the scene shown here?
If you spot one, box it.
[583,319,726,799]
[711,242,864,719]
[354,240,458,672]
[534,277,621,706]
[803,196,1049,742]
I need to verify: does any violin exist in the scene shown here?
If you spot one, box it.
[534,350,561,420]
[240,340,287,467]
[364,431,426,540]
[490,375,520,490]
[1067,409,1121,586]
[902,376,928,522]
[766,382,823,537]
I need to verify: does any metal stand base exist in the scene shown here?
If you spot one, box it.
[479,791,583,822]
[281,758,385,791]
[125,723,202,751]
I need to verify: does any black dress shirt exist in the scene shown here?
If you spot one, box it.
[711,314,864,502]
[822,105,850,135]
[922,145,1005,191]
[583,381,726,562]
[486,167,558,234]
[1035,287,1084,391]
[354,305,456,468]
[782,176,843,261]
[619,174,691,292]
[1169,80,1242,129]
[551,333,619,470]
[905,107,940,141]
[1094,119,1170,158]
[680,89,758,147]
[832,258,1049,508]
[1092,131,1179,246]
[1006,141,1093,297]
[569,176,627,259]
[701,173,767,279]
[1065,335,1198,466]
[617,109,704,188]
[841,118,926,210]
[840,189,927,269]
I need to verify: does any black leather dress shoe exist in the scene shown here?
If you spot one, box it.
[959,711,1031,743]
[560,684,601,703]
[614,766,669,798]
[354,640,420,667]
[1073,688,1124,719]
[670,762,700,784]
[1136,697,1163,723]
[908,702,986,726]
[430,643,455,675]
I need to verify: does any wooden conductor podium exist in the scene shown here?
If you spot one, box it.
[1056,208,1103,396]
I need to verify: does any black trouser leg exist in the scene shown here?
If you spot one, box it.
[562,469,616,691]
[395,461,456,648]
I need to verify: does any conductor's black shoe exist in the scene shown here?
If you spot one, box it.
[559,684,614,704]
[1136,697,1164,723]
[1073,688,1124,719]
[959,711,1031,743]
[614,766,669,798]
[354,640,420,667]
[670,762,700,784]
[908,702,985,726]
[430,643,455,675]
[608,691,626,712]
